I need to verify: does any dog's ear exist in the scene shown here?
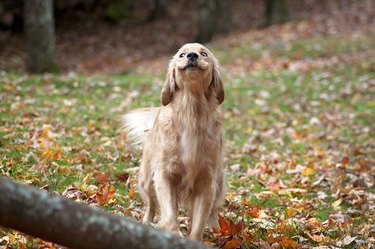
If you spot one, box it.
[211,65,225,105]
[161,62,177,106]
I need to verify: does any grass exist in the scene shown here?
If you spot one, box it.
[1,31,374,248]
[219,33,375,63]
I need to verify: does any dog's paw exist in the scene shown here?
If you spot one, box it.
[156,222,182,236]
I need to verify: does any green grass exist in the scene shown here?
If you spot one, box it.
[218,33,375,63]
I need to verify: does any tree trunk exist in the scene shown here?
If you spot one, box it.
[196,0,232,43]
[196,0,218,43]
[0,177,208,249]
[265,0,289,26]
[216,0,232,34]
[148,0,167,21]
[24,0,58,73]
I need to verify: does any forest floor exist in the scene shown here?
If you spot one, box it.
[1,1,375,248]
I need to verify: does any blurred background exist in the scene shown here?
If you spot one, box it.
[0,0,374,75]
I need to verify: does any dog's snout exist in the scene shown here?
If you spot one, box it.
[187,52,198,61]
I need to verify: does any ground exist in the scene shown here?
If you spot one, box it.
[0,1,374,248]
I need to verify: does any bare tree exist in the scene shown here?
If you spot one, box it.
[148,0,167,21]
[0,177,209,249]
[265,0,289,26]
[196,0,232,43]
[24,0,58,73]
[216,0,232,34]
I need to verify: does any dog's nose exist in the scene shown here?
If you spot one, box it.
[187,52,198,61]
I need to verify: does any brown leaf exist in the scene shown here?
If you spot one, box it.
[127,188,136,200]
[306,218,322,233]
[218,215,244,236]
[223,237,242,249]
[247,205,260,218]
[307,232,331,244]
[95,171,109,183]
[242,231,253,245]
[115,172,129,182]
[279,236,298,249]
[253,239,271,249]
[96,183,116,206]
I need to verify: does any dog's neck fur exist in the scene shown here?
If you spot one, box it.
[173,88,216,127]
[170,87,218,171]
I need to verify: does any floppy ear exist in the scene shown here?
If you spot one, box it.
[161,61,177,106]
[211,66,225,105]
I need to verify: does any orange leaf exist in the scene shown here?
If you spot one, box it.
[123,209,132,217]
[286,207,294,218]
[242,231,253,245]
[107,186,116,199]
[241,199,251,206]
[127,188,136,200]
[96,187,108,205]
[218,215,244,236]
[95,171,109,183]
[307,232,331,244]
[219,215,232,236]
[76,152,91,164]
[306,218,322,232]
[278,236,298,249]
[247,206,260,218]
[96,183,116,206]
[40,125,52,139]
[223,238,242,249]
[53,151,61,160]
[291,132,304,139]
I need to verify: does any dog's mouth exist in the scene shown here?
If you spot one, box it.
[183,61,201,70]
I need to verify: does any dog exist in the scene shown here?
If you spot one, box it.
[122,43,225,241]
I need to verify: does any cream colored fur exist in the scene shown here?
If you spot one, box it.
[122,43,225,241]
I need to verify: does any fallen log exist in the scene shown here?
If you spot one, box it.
[0,177,208,249]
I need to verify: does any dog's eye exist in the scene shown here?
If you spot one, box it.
[179,53,186,58]
[201,52,208,57]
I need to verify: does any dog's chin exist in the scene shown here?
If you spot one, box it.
[180,63,207,72]
[184,65,200,71]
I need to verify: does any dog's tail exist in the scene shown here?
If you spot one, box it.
[121,107,160,145]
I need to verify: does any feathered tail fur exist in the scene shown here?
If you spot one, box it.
[121,107,160,145]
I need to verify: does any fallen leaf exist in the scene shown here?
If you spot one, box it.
[127,188,136,200]
[223,237,242,249]
[253,239,272,249]
[286,207,294,218]
[302,165,316,176]
[95,171,109,183]
[306,218,322,233]
[218,215,244,236]
[115,172,129,182]
[96,183,116,206]
[278,236,298,249]
[242,230,253,245]
[247,206,260,218]
[307,232,331,244]
[331,199,342,209]
[341,235,357,246]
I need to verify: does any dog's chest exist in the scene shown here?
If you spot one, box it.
[179,119,216,167]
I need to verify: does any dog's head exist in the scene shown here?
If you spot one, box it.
[161,43,224,106]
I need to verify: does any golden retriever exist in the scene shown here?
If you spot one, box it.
[122,43,225,241]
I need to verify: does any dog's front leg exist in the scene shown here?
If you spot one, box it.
[189,186,215,241]
[154,172,180,235]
